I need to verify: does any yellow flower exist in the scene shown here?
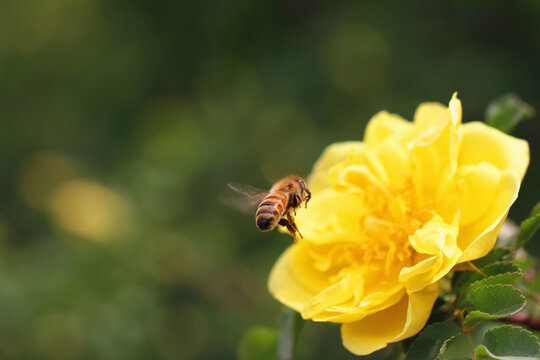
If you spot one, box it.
[268,94,529,355]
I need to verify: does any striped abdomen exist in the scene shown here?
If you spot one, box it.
[256,191,288,232]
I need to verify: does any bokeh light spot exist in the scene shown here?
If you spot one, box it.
[48,179,131,242]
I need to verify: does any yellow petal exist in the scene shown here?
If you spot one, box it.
[408,215,457,255]
[267,244,331,313]
[413,93,461,129]
[302,271,364,320]
[312,144,391,189]
[449,163,501,226]
[458,170,521,262]
[269,242,407,323]
[408,98,460,203]
[341,283,438,355]
[390,282,439,342]
[335,164,380,191]
[370,139,409,186]
[364,111,412,147]
[400,252,462,292]
[309,142,365,193]
[306,283,406,323]
[459,122,529,180]
[399,215,461,291]
[341,293,408,355]
[449,92,462,126]
[399,256,442,291]
[363,110,413,186]
[295,188,367,245]
[409,93,460,153]
[413,102,447,129]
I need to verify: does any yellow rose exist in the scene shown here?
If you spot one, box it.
[268,94,529,355]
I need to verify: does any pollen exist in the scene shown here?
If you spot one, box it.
[356,179,430,277]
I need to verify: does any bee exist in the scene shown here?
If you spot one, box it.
[227,175,311,242]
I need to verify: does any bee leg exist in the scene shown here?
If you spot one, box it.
[290,221,302,242]
[304,188,311,208]
[286,213,303,243]
[278,218,289,227]
[278,214,302,242]
[293,194,302,215]
[278,216,294,234]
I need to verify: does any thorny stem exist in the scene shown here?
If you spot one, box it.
[451,296,477,360]
[451,262,487,277]
[467,261,487,278]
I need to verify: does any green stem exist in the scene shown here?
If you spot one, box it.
[277,307,305,360]
[452,297,477,360]
[456,310,476,359]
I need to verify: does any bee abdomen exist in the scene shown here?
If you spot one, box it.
[255,192,287,232]
[256,215,275,231]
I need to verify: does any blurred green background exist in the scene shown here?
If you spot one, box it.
[0,0,539,359]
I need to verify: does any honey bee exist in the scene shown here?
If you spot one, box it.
[227,175,311,242]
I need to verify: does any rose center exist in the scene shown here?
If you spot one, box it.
[356,181,434,274]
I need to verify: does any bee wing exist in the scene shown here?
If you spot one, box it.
[223,182,268,213]
[227,182,268,199]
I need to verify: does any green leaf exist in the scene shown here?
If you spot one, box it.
[405,322,461,360]
[467,272,522,293]
[437,334,463,360]
[517,202,540,249]
[531,202,540,217]
[467,284,525,315]
[453,261,519,295]
[464,311,510,330]
[463,284,525,328]
[474,325,540,359]
[238,326,278,360]
[485,93,535,133]
[438,334,473,360]
[476,262,520,278]
[458,272,522,309]
[277,307,304,360]
[438,321,499,360]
